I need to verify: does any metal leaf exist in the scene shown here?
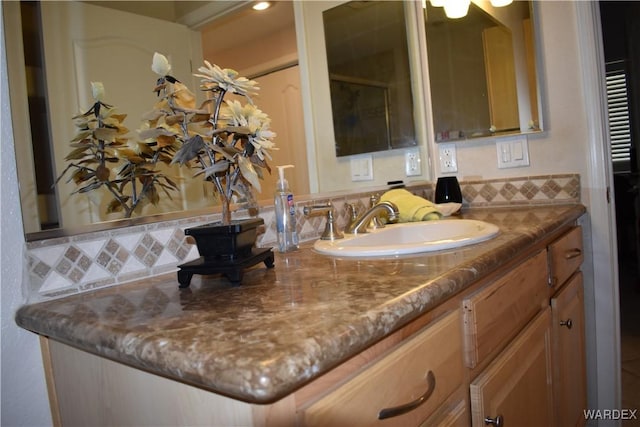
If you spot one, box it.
[171,135,205,164]
[196,160,230,179]
[140,109,164,122]
[117,149,145,163]
[213,126,251,136]
[157,134,177,148]
[106,198,127,213]
[64,146,92,161]
[237,156,261,193]
[71,168,94,184]
[190,113,211,123]
[76,181,103,194]
[94,127,117,142]
[164,114,184,126]
[138,127,173,140]
[70,130,92,143]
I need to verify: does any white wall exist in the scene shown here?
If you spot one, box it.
[1,1,53,423]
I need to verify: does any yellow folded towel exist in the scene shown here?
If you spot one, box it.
[380,189,442,222]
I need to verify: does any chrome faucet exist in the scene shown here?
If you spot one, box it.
[344,201,399,235]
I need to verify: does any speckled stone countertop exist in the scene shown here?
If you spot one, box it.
[16,204,585,404]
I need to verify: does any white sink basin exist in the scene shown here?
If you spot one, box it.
[313,219,500,257]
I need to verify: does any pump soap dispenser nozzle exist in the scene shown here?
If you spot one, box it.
[274,164,299,252]
[275,165,294,191]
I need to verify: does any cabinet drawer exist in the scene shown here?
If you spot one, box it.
[548,226,583,287]
[301,311,462,427]
[463,250,548,369]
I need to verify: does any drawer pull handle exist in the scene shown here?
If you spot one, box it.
[484,415,504,426]
[564,248,582,259]
[377,370,435,420]
[560,318,573,329]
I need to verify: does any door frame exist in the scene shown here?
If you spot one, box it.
[576,1,622,412]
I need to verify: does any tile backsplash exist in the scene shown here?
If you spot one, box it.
[22,174,580,302]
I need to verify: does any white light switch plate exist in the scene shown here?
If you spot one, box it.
[350,155,373,181]
[496,137,530,169]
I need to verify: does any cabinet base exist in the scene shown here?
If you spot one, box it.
[177,248,275,287]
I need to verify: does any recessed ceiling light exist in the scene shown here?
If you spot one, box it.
[252,2,271,11]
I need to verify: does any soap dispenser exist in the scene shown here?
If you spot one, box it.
[274,165,299,252]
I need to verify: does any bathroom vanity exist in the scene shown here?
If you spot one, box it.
[16,204,586,426]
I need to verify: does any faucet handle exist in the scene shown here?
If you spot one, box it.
[303,203,344,241]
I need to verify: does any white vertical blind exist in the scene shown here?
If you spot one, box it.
[606,71,632,169]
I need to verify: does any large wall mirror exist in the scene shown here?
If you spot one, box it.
[424,0,542,142]
[4,0,309,239]
[5,0,543,241]
[322,1,417,157]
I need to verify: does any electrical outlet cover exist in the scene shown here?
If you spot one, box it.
[438,143,458,173]
[405,148,421,176]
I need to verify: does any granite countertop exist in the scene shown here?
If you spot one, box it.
[15,204,586,404]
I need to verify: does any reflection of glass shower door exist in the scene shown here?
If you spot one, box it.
[329,77,391,157]
[323,1,416,157]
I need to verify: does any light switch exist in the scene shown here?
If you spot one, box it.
[496,137,529,169]
[350,155,374,181]
[512,141,524,160]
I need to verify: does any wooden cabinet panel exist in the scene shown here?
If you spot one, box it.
[548,226,583,288]
[44,339,280,427]
[463,250,548,369]
[470,308,554,427]
[551,272,587,427]
[301,311,462,427]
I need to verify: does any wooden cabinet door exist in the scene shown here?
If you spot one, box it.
[551,272,587,427]
[470,308,553,427]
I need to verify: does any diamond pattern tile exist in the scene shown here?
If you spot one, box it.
[520,181,540,200]
[134,233,163,267]
[22,174,581,303]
